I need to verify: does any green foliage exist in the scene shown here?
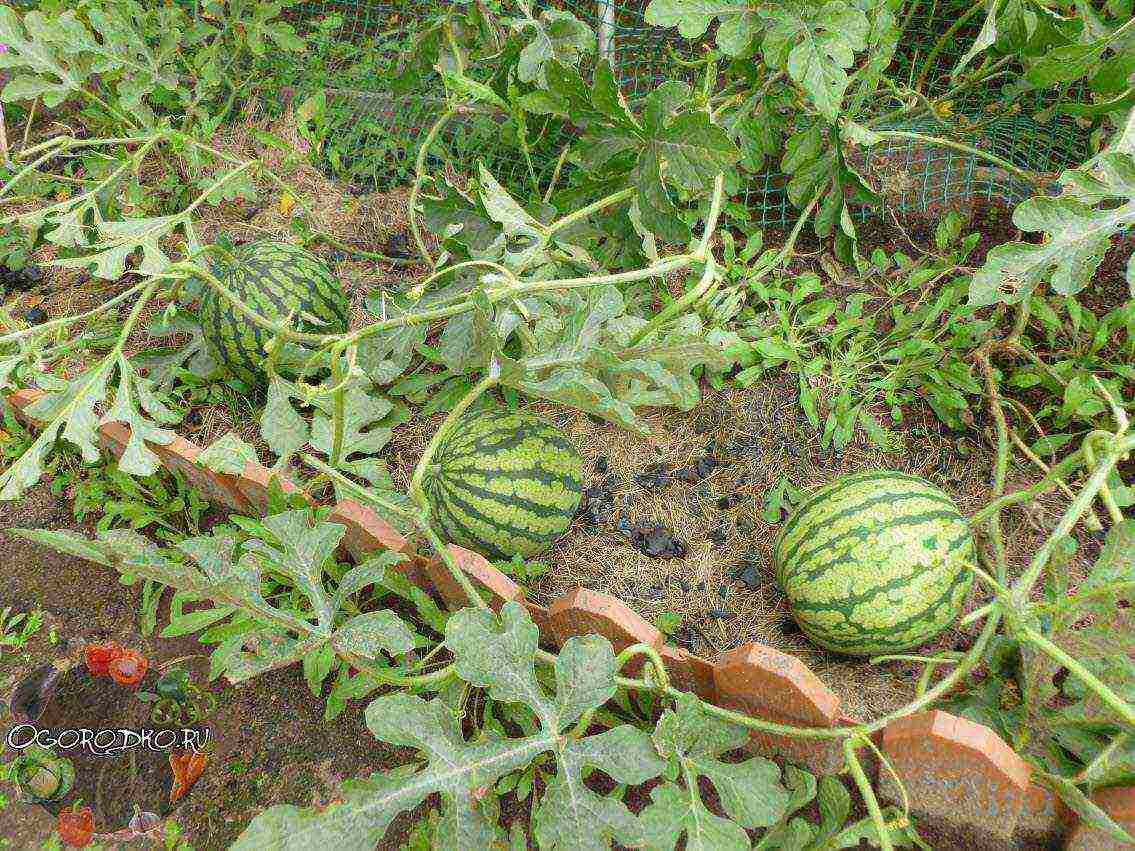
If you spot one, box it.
[643,693,789,849]
[0,0,303,132]
[231,602,665,850]
[0,607,43,652]
[972,152,1135,306]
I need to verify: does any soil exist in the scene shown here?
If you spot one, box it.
[0,484,418,850]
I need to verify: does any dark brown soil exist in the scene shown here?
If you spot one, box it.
[0,483,416,849]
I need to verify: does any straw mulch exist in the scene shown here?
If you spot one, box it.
[382,378,1086,720]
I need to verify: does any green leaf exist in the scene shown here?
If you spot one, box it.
[261,377,310,462]
[331,611,416,661]
[760,0,868,121]
[198,431,259,475]
[1039,770,1135,845]
[646,693,788,850]
[310,381,395,463]
[970,153,1135,305]
[236,602,663,850]
[9,528,112,566]
[644,0,760,56]
[0,366,109,500]
[952,0,1000,78]
[513,8,594,86]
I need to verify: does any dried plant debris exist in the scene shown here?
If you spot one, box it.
[518,384,1086,720]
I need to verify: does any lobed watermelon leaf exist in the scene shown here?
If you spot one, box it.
[642,693,789,851]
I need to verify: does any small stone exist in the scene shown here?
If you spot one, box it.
[716,496,731,510]
[384,232,413,259]
[707,609,733,619]
[779,618,802,635]
[630,523,687,558]
[23,306,47,325]
[732,563,760,590]
[595,455,609,474]
[634,463,670,490]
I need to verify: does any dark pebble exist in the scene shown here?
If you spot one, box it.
[707,609,733,619]
[183,409,202,427]
[716,496,730,510]
[384,232,413,259]
[779,619,802,635]
[732,563,760,590]
[634,463,670,490]
[23,306,47,325]
[629,523,687,558]
[595,455,609,474]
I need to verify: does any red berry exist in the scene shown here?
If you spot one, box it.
[108,649,148,687]
[58,806,94,847]
[84,642,122,678]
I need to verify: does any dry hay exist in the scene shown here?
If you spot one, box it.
[385,382,1087,722]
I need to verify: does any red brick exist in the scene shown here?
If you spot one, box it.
[713,643,843,773]
[524,602,554,637]
[546,587,662,675]
[157,436,251,512]
[1065,785,1135,850]
[879,711,1031,849]
[4,388,43,428]
[423,545,524,613]
[234,462,308,515]
[1015,781,1073,849]
[659,645,716,702]
[328,499,420,581]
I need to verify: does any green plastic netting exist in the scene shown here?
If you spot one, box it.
[279,0,1090,228]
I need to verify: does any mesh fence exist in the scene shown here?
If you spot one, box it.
[278,0,1090,228]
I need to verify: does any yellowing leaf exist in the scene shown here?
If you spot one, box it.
[279,193,296,217]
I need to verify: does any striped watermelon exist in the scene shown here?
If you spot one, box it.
[199,241,350,385]
[773,470,974,657]
[423,408,583,559]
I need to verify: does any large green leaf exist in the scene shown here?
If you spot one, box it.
[970,153,1135,305]
[760,1,869,121]
[233,602,664,850]
[641,693,789,851]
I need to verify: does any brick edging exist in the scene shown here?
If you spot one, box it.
[3,389,1125,850]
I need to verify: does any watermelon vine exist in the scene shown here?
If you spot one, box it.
[1,0,1134,846]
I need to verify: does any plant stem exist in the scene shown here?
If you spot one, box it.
[409,108,457,267]
[625,174,727,347]
[845,737,895,851]
[1021,627,1135,729]
[613,643,670,691]
[544,186,635,237]
[1012,434,1135,604]
[915,0,985,90]
[421,524,489,613]
[543,146,571,204]
[968,448,1086,525]
[869,129,1042,187]
[0,282,149,344]
[409,372,500,509]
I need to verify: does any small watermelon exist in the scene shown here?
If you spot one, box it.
[423,408,583,559]
[198,241,349,385]
[773,470,974,656]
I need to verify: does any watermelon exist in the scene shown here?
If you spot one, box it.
[199,241,350,385]
[423,408,583,559]
[772,470,974,657]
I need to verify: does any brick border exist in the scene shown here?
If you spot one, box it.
[4,388,1132,850]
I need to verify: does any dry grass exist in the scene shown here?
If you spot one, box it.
[2,113,1098,724]
[384,382,1087,721]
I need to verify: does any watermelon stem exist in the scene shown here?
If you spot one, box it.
[410,373,501,510]
[844,737,896,851]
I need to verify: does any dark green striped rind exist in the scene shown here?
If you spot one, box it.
[773,470,974,657]
[200,241,349,385]
[424,409,583,559]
